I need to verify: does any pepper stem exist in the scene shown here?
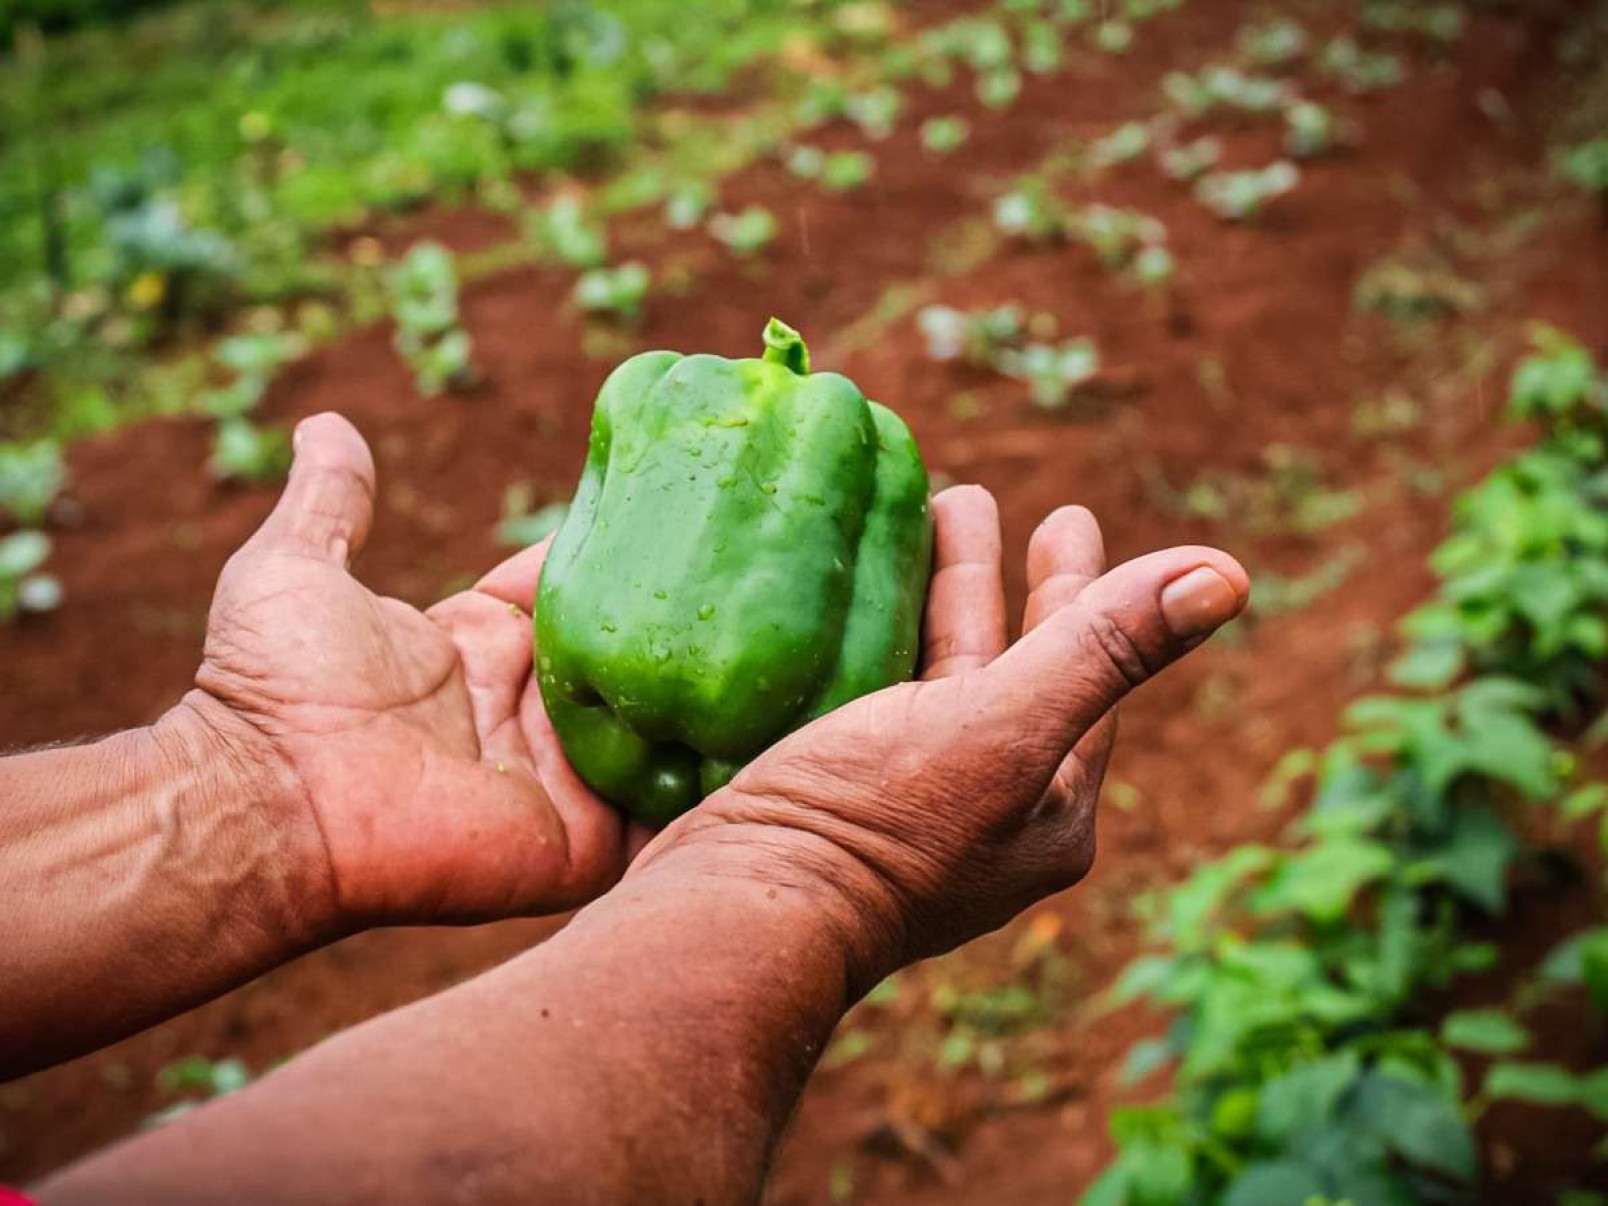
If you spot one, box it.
[761,317,810,375]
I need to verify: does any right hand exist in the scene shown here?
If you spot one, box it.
[641,485,1249,987]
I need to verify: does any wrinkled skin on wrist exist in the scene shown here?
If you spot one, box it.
[633,488,1249,991]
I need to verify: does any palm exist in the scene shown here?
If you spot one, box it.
[196,415,632,927]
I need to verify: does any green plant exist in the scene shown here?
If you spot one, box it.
[1320,38,1406,92]
[1560,139,1608,201]
[1238,18,1308,68]
[915,304,1027,366]
[1361,1,1465,43]
[1391,330,1608,704]
[845,86,902,139]
[993,175,1069,241]
[1091,121,1153,168]
[1194,162,1300,222]
[819,151,875,194]
[210,418,292,484]
[1284,101,1335,159]
[529,197,608,269]
[496,485,570,548]
[197,332,305,419]
[1091,19,1134,54]
[977,67,1023,109]
[0,439,65,526]
[1069,204,1168,271]
[0,530,61,622]
[1158,136,1222,182]
[147,1056,254,1127]
[997,339,1101,409]
[664,181,716,232]
[387,242,477,397]
[1163,67,1289,118]
[1091,318,1608,1205]
[920,116,971,155]
[708,206,778,257]
[573,261,651,322]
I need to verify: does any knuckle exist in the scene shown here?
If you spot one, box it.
[1081,612,1156,693]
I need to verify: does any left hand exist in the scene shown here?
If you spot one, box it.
[186,412,640,931]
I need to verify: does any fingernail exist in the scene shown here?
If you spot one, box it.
[1160,567,1241,639]
[292,421,306,451]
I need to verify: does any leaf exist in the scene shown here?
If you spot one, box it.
[1255,1051,1361,1144]
[1119,1037,1175,1087]
[1389,641,1464,691]
[1344,1070,1477,1184]
[1413,804,1518,913]
[1222,1160,1329,1206]
[1250,837,1395,922]
[1440,1010,1530,1055]
[1484,1062,1583,1106]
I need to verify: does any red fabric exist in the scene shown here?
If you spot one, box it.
[0,1190,34,1206]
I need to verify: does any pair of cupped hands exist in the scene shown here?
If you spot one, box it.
[192,413,1246,977]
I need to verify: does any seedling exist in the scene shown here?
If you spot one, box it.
[529,197,608,269]
[387,242,477,396]
[785,145,826,180]
[998,339,1101,409]
[573,262,651,321]
[1194,162,1300,221]
[916,305,1027,366]
[845,87,902,139]
[664,182,716,232]
[820,151,875,193]
[977,68,1023,110]
[920,117,971,155]
[0,531,61,622]
[198,333,304,419]
[1092,20,1134,54]
[1163,66,1288,118]
[1021,21,1064,73]
[708,207,778,257]
[1238,19,1308,67]
[0,441,65,527]
[1361,1,1464,42]
[211,419,292,484]
[1069,204,1167,268]
[1284,101,1336,159]
[993,176,1068,241]
[1320,38,1406,92]
[497,485,571,547]
[1091,121,1153,168]
[1158,136,1222,182]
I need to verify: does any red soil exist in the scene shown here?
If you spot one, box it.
[2,0,1605,1199]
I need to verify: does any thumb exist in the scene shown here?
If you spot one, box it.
[979,546,1248,752]
[249,412,377,567]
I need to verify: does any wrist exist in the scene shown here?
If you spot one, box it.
[151,691,341,951]
[628,798,912,1002]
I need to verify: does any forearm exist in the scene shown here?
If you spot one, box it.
[0,692,331,1079]
[35,828,890,1206]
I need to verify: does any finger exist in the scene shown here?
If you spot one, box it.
[1024,505,1106,633]
[428,591,535,769]
[475,536,553,611]
[1024,506,1116,797]
[979,547,1249,756]
[920,485,1008,680]
[249,412,376,566]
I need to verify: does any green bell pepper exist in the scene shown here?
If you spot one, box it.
[536,319,933,824]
